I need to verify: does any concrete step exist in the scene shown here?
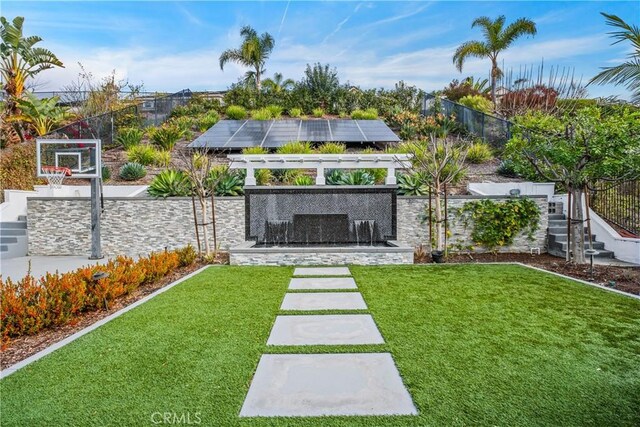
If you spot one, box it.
[548,226,591,234]
[0,229,27,237]
[551,241,606,251]
[17,215,27,222]
[548,214,565,221]
[0,221,27,230]
[0,236,18,244]
[548,233,593,243]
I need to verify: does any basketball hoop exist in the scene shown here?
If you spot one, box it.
[41,166,72,189]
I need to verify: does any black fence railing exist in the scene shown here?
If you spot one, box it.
[43,89,192,147]
[591,180,640,236]
[422,93,513,148]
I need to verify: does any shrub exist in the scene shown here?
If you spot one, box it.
[148,125,183,151]
[242,146,268,155]
[288,107,303,118]
[339,170,375,185]
[119,162,146,181]
[266,105,283,119]
[147,169,191,197]
[226,105,247,120]
[101,165,111,181]
[154,150,172,167]
[251,108,273,121]
[0,142,41,201]
[351,108,378,120]
[316,142,346,154]
[326,169,346,185]
[466,142,494,164]
[497,159,519,178]
[196,111,220,132]
[207,166,244,196]
[255,169,273,185]
[276,141,313,154]
[127,144,157,166]
[312,107,325,118]
[168,116,194,133]
[115,127,144,149]
[458,95,493,114]
[281,169,303,184]
[338,111,349,118]
[0,249,193,343]
[364,168,387,184]
[397,173,429,196]
[293,175,314,186]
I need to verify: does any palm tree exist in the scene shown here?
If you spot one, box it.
[263,72,295,94]
[219,26,274,91]
[453,16,537,104]
[7,93,71,136]
[1,16,63,114]
[588,13,640,104]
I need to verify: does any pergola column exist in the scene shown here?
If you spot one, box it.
[316,167,326,185]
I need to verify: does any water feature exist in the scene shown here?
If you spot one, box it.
[264,220,291,246]
[353,220,376,246]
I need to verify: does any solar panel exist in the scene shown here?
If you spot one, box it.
[188,119,400,149]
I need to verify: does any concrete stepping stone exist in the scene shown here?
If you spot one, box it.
[267,314,384,346]
[281,292,367,311]
[289,277,357,290]
[293,267,351,276]
[240,353,418,417]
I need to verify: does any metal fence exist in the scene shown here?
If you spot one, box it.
[43,89,192,147]
[591,180,640,236]
[422,94,513,148]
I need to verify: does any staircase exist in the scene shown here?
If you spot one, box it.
[547,204,614,259]
[0,216,28,259]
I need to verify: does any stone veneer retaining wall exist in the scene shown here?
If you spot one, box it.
[27,195,548,256]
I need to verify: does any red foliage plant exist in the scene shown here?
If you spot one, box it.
[0,248,193,346]
[499,85,559,118]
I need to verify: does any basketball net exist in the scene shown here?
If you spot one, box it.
[41,166,72,189]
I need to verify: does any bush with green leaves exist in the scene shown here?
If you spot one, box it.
[226,105,247,120]
[168,116,194,133]
[127,145,157,166]
[293,175,314,186]
[255,169,273,185]
[115,127,144,149]
[276,141,313,154]
[458,95,493,113]
[147,170,191,198]
[351,108,378,120]
[207,166,244,196]
[316,142,346,154]
[312,107,325,118]
[497,159,519,177]
[196,111,220,132]
[326,169,346,185]
[364,168,387,184]
[266,105,283,119]
[281,169,303,184]
[119,162,146,181]
[466,142,493,164]
[101,165,111,181]
[148,125,183,151]
[397,172,429,196]
[251,108,273,121]
[242,146,269,155]
[326,169,374,185]
[154,150,171,167]
[288,107,303,118]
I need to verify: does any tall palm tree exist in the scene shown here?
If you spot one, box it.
[1,16,63,114]
[219,26,274,91]
[263,72,295,94]
[589,13,640,104]
[453,16,537,104]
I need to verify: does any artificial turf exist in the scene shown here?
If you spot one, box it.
[1,264,639,426]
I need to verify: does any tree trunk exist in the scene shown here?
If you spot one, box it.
[569,187,586,264]
[255,67,261,91]
[433,185,444,251]
[198,198,211,256]
[490,59,497,106]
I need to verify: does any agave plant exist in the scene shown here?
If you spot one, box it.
[119,162,146,181]
[147,169,192,198]
[339,170,375,185]
[397,172,429,196]
[207,166,244,196]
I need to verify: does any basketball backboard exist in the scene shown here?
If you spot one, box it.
[36,139,101,178]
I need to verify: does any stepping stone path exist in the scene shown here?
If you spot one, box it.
[240,266,417,417]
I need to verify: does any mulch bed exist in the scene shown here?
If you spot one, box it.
[1,253,228,370]
[416,252,639,296]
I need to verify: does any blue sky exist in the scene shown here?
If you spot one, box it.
[4,1,639,99]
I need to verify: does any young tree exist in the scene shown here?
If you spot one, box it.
[219,26,275,91]
[262,72,295,95]
[406,126,469,254]
[588,13,640,104]
[301,63,340,109]
[506,106,640,263]
[453,15,537,105]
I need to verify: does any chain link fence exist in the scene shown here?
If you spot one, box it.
[422,93,512,148]
[43,89,192,147]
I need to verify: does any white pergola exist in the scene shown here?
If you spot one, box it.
[228,153,412,186]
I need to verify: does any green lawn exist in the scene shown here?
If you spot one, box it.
[2,265,639,426]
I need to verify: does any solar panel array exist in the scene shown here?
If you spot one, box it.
[188,119,400,149]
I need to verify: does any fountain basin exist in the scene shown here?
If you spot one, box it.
[229,240,414,266]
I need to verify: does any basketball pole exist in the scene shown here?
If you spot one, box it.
[89,177,103,259]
